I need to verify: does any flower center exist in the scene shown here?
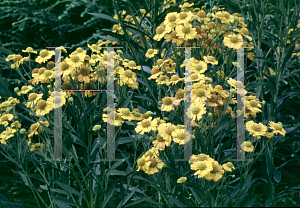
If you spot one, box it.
[198,162,206,170]
[147,49,154,54]
[141,120,151,128]
[245,141,252,147]
[168,14,177,22]
[37,100,47,110]
[91,44,98,50]
[207,56,215,62]
[275,123,282,130]
[38,67,47,75]
[124,70,133,78]
[178,132,185,138]
[128,61,136,67]
[226,162,233,168]
[1,115,8,121]
[137,158,145,166]
[249,100,257,107]
[26,47,33,52]
[252,123,261,131]
[76,48,83,53]
[195,64,202,71]
[123,109,130,116]
[196,91,205,97]
[170,31,177,38]
[182,26,190,34]
[241,28,249,35]
[197,10,206,18]
[171,75,179,81]
[28,93,38,101]
[230,35,239,43]
[144,151,153,158]
[191,73,198,80]
[163,97,173,105]
[179,12,187,19]
[61,62,69,71]
[149,158,157,168]
[44,70,52,77]
[134,112,141,117]
[214,85,223,90]
[40,49,49,58]
[91,54,98,59]
[156,26,165,34]
[223,12,230,19]
[192,106,200,114]
[166,126,174,135]
[159,75,166,81]
[157,135,164,142]
[80,66,90,76]
[152,66,160,74]
[210,94,218,102]
[175,91,184,99]
[71,55,79,62]
[142,114,150,119]
[157,59,164,65]
[21,86,28,91]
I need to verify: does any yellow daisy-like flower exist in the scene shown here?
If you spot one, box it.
[77,65,93,83]
[160,96,175,111]
[35,49,55,64]
[152,133,172,151]
[34,100,54,116]
[203,56,218,65]
[123,60,142,70]
[102,111,124,127]
[137,157,148,172]
[176,22,197,41]
[145,48,159,58]
[47,91,67,108]
[119,68,137,86]
[117,108,134,121]
[10,121,21,130]
[191,160,214,178]
[92,124,101,131]
[204,161,224,182]
[145,156,165,175]
[27,123,41,138]
[158,123,176,141]
[268,121,286,137]
[166,75,184,86]
[89,54,101,66]
[26,93,42,109]
[176,11,194,24]
[17,85,34,96]
[150,117,166,131]
[22,47,37,54]
[171,128,191,145]
[233,27,252,41]
[164,12,178,28]
[222,162,235,172]
[177,177,187,183]
[87,44,100,54]
[0,113,14,127]
[135,117,156,135]
[245,100,262,115]
[0,127,17,144]
[241,141,254,152]
[188,102,206,121]
[245,120,268,139]
[153,24,172,41]
[65,53,85,69]
[191,59,207,74]
[223,34,244,48]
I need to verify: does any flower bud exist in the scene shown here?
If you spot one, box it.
[14,87,19,93]
[68,97,74,103]
[192,135,196,139]
[47,85,51,89]
[234,17,239,22]
[27,140,32,147]
[149,136,155,141]
[231,174,235,178]
[20,128,26,134]
[163,117,169,121]
[208,112,213,118]
[207,13,212,18]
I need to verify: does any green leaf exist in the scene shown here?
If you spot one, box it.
[171,196,186,208]
[122,186,138,206]
[0,47,13,55]
[273,170,281,183]
[124,196,153,207]
[102,182,116,207]
[18,172,30,187]
[55,181,83,197]
[0,75,12,98]
[51,196,82,208]
[87,12,119,23]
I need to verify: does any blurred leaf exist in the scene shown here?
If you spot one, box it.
[171,196,186,208]
[51,196,82,208]
[0,75,12,98]
[87,12,119,23]
[273,170,281,183]
[18,172,29,187]
[55,181,83,197]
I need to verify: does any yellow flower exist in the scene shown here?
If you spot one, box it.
[137,157,148,172]
[87,44,100,54]
[158,123,177,141]
[102,111,124,126]
[268,121,286,137]
[0,127,17,144]
[77,65,92,83]
[176,11,194,24]
[222,162,235,172]
[177,177,187,183]
[34,100,54,116]
[123,60,142,70]
[246,120,268,139]
[22,47,37,54]
[171,128,191,145]
[65,53,85,68]
[135,117,155,135]
[175,22,197,41]
[191,160,214,178]
[241,141,254,152]
[119,68,137,86]
[35,49,55,64]
[203,56,218,65]
[204,161,224,182]
[160,96,175,111]
[166,75,184,86]
[153,24,172,41]
[117,108,134,121]
[191,58,207,74]
[17,85,34,96]
[150,117,166,131]
[223,34,244,48]
[89,54,101,66]
[164,12,178,28]
[233,27,252,41]
[26,93,43,109]
[92,125,101,131]
[10,121,21,130]
[0,113,14,127]
[27,123,41,138]
[145,48,159,58]
[47,91,67,108]
[188,102,206,121]
[145,156,165,175]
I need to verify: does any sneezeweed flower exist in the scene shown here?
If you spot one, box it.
[119,68,137,86]
[92,125,101,131]
[160,96,175,111]
[164,12,178,28]
[203,56,218,65]
[150,117,166,131]
[17,85,34,96]
[233,27,252,41]
[102,111,124,126]
[137,157,148,172]
[176,11,194,24]
[190,160,214,178]
[172,128,191,145]
[158,123,177,141]
[246,120,268,139]
[153,24,172,41]
[117,108,134,121]
[241,141,254,152]
[65,53,84,68]
[35,100,55,116]
[10,121,21,130]
[87,44,100,54]
[173,88,185,106]
[0,113,14,127]
[176,22,197,41]
[145,156,165,175]
[22,47,37,54]
[78,65,92,83]
[191,59,207,74]
[89,54,101,66]
[204,161,225,182]
[188,102,206,121]
[0,127,17,144]
[265,131,274,139]
[152,134,172,151]
[166,75,184,86]
[35,49,55,64]
[30,143,45,152]
[223,34,244,48]
[145,48,159,58]
[177,177,187,183]
[135,117,155,135]
[222,162,235,172]
[268,121,286,137]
